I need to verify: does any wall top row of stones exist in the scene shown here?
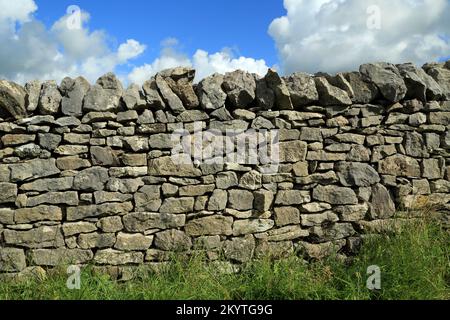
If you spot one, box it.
[1,60,450,121]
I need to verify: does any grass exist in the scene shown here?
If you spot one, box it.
[0,216,448,300]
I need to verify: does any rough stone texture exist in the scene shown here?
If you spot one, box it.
[0,62,449,273]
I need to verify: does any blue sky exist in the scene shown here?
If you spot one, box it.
[35,0,284,71]
[0,0,448,84]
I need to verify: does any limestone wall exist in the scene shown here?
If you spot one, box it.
[0,61,449,278]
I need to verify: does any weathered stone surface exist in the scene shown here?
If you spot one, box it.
[343,72,379,103]
[66,202,133,221]
[142,78,165,109]
[25,80,42,112]
[21,177,73,192]
[97,217,123,233]
[94,249,143,265]
[56,156,91,171]
[38,81,62,115]
[62,222,97,237]
[274,207,300,227]
[134,185,161,212]
[208,189,228,211]
[148,155,202,177]
[197,73,227,110]
[38,133,62,151]
[397,63,443,101]
[3,226,64,248]
[123,212,185,232]
[239,170,262,190]
[233,219,274,236]
[159,67,199,109]
[185,215,233,236]
[369,184,396,219]
[0,248,26,272]
[275,190,311,205]
[310,223,355,243]
[84,73,123,112]
[379,155,421,177]
[115,233,153,251]
[279,140,308,163]
[30,249,93,266]
[78,232,116,249]
[91,146,119,166]
[60,77,90,116]
[335,203,369,222]
[301,211,339,227]
[154,230,192,251]
[314,77,352,106]
[216,172,238,189]
[73,167,109,191]
[228,189,254,210]
[15,206,62,224]
[423,62,450,99]
[360,62,407,102]
[265,69,293,110]
[336,162,380,187]
[160,197,194,214]
[155,74,185,114]
[0,208,14,224]
[254,189,274,213]
[0,80,28,119]
[0,183,17,204]
[222,70,256,107]
[421,158,442,180]
[284,73,319,106]
[313,185,358,205]
[9,159,60,183]
[223,235,255,263]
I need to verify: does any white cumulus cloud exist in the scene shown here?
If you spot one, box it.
[269,0,450,74]
[128,40,270,85]
[0,0,145,84]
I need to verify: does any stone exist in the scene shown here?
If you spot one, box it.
[21,177,73,192]
[379,155,421,177]
[91,146,119,166]
[223,235,255,263]
[404,132,429,158]
[3,226,64,248]
[254,189,274,213]
[300,202,332,213]
[115,233,153,251]
[38,133,62,151]
[421,158,442,179]
[9,159,61,183]
[82,111,116,123]
[255,241,294,259]
[14,143,42,158]
[300,127,323,142]
[314,77,352,106]
[62,222,97,237]
[0,183,18,204]
[123,212,185,232]
[431,180,450,193]
[239,170,262,190]
[0,248,26,272]
[336,162,380,187]
[134,185,162,212]
[148,155,202,177]
[159,197,194,214]
[122,137,149,152]
[73,167,109,191]
[25,191,79,207]
[313,185,358,205]
[197,73,227,110]
[94,191,133,204]
[1,134,35,146]
[25,80,42,112]
[228,189,254,210]
[159,67,199,109]
[60,77,90,116]
[255,78,275,110]
[284,73,319,106]
[56,156,91,171]
[94,249,143,265]
[301,211,339,227]
[38,81,62,115]
[369,184,396,219]
[397,63,443,101]
[423,62,450,99]
[216,172,238,189]
[78,232,116,249]
[155,74,185,114]
[298,240,346,260]
[0,208,14,224]
[185,215,233,236]
[29,249,93,266]
[310,223,355,243]
[208,189,228,211]
[343,72,379,103]
[122,84,147,110]
[154,230,192,251]
[142,78,166,109]
[54,145,88,156]
[66,202,133,221]
[360,62,407,102]
[275,190,311,205]
[97,217,123,233]
[293,162,309,177]
[265,69,293,110]
[0,80,28,119]
[222,70,256,107]
[15,206,62,224]
[279,140,308,163]
[274,207,300,227]
[233,219,274,236]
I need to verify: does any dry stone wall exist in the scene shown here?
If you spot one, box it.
[0,61,449,279]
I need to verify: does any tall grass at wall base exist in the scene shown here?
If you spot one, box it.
[0,217,448,300]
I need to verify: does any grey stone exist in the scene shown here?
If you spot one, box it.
[60,77,90,116]
[15,206,62,224]
[279,140,308,163]
[275,190,311,205]
[38,81,62,115]
[62,222,97,237]
[379,155,421,177]
[3,226,64,248]
[228,189,254,210]
[25,191,79,207]
[369,184,396,219]
[0,248,26,272]
[155,74,185,114]
[313,185,358,205]
[25,80,42,112]
[223,235,255,263]
[254,189,274,213]
[134,185,162,212]
[197,73,227,110]
[123,212,185,232]
[360,62,407,102]
[185,215,233,236]
[222,70,256,107]
[115,232,153,251]
[66,202,133,221]
[154,230,192,251]
[208,189,228,211]
[336,162,380,187]
[78,232,116,249]
[38,133,62,151]
[73,167,109,191]
[142,78,165,109]
[160,197,194,214]
[0,183,18,204]
[30,249,93,266]
[0,80,28,119]
[21,177,73,192]
[284,72,319,106]
[397,63,443,101]
[265,69,293,110]
[159,67,199,109]
[274,207,300,227]
[94,249,143,265]
[301,211,339,227]
[233,219,274,236]
[314,77,352,106]
[343,72,379,103]
[148,155,202,177]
